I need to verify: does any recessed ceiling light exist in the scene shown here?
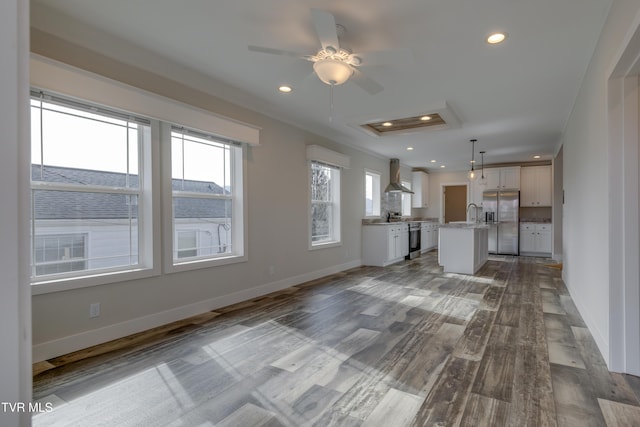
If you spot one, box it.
[487,32,507,44]
[382,122,393,127]
[407,146,414,151]
[278,85,292,93]
[534,155,541,159]
[440,165,446,168]
[420,116,432,121]
[430,160,437,163]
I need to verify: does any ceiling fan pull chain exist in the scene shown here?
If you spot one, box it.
[329,83,334,122]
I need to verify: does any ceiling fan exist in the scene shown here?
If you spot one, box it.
[248,9,412,95]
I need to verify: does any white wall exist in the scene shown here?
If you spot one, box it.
[0,0,31,425]
[562,0,640,367]
[552,147,563,261]
[30,34,394,360]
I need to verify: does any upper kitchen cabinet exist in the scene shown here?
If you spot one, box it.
[484,166,521,190]
[411,171,429,208]
[520,165,552,207]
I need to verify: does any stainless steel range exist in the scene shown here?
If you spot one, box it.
[406,222,421,259]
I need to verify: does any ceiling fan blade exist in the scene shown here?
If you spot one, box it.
[352,48,414,66]
[248,45,311,60]
[350,68,383,95]
[310,9,340,51]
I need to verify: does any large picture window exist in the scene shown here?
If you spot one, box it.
[30,91,151,281]
[310,161,341,246]
[170,128,242,265]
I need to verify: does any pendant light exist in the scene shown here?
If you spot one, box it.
[479,150,487,187]
[468,139,477,181]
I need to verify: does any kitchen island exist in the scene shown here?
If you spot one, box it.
[438,223,489,274]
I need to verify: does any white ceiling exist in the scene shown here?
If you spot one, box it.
[30,0,611,172]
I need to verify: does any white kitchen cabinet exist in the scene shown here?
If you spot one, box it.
[362,223,409,266]
[399,225,409,258]
[520,166,552,207]
[420,222,439,252]
[484,167,521,190]
[438,225,489,274]
[420,224,429,253]
[411,171,429,208]
[519,223,552,256]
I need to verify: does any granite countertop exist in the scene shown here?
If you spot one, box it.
[520,218,552,223]
[362,217,439,225]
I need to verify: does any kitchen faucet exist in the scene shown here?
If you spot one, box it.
[466,203,481,223]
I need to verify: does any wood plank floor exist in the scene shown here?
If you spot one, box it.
[32,252,640,426]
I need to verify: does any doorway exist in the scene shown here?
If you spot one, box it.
[443,185,467,223]
[607,25,640,375]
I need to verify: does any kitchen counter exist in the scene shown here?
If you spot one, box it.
[438,224,489,274]
[439,222,489,229]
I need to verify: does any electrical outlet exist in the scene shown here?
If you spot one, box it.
[89,303,100,318]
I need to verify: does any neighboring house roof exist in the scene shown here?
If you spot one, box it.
[32,165,228,219]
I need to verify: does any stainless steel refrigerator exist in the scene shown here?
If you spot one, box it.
[483,190,519,255]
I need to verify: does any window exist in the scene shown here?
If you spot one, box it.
[30,91,151,281]
[365,170,381,217]
[34,234,88,276]
[170,127,243,265]
[176,230,198,259]
[402,180,412,216]
[310,161,341,246]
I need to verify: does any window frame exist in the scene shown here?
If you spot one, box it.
[401,179,412,217]
[161,122,247,273]
[29,91,160,295]
[364,169,381,218]
[309,160,342,250]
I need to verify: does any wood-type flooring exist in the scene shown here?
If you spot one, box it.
[32,253,640,426]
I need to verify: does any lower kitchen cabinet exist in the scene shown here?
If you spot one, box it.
[420,222,439,253]
[362,224,409,267]
[519,223,552,256]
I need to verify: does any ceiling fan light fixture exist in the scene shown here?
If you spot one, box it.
[313,58,353,85]
[487,32,507,44]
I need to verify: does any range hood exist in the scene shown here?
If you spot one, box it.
[384,159,414,193]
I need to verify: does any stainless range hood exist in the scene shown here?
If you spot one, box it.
[384,159,414,193]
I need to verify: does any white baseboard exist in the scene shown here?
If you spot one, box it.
[32,259,362,362]
[552,253,563,263]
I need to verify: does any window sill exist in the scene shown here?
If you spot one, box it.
[309,241,342,251]
[165,253,247,274]
[31,266,159,295]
